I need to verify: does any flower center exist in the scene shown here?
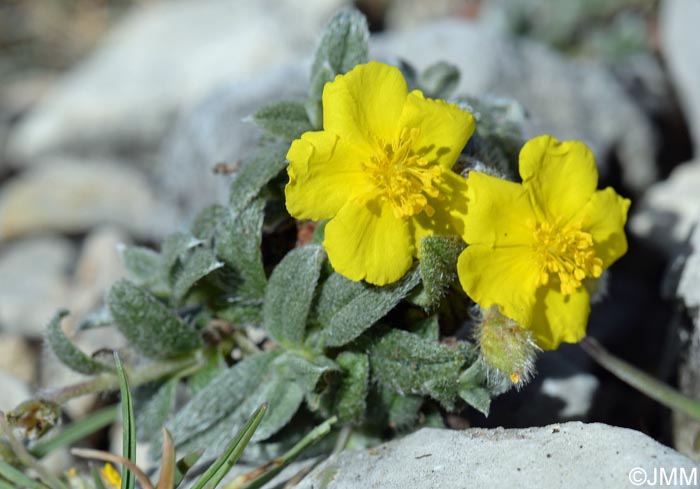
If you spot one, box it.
[364,127,443,219]
[532,219,603,295]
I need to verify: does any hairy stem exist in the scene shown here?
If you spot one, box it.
[39,355,200,405]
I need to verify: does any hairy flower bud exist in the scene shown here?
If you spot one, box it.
[475,306,540,389]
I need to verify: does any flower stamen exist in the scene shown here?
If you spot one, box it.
[532,219,603,295]
[364,127,443,219]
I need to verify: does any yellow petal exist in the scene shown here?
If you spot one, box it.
[411,170,469,246]
[461,171,536,246]
[457,244,541,327]
[285,131,374,220]
[519,135,598,222]
[530,284,590,350]
[397,90,475,169]
[324,199,413,285]
[323,62,408,154]
[580,187,631,269]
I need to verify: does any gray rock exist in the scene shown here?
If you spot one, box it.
[661,0,700,153]
[678,225,700,311]
[371,20,657,191]
[0,236,75,336]
[70,226,128,315]
[0,371,31,412]
[0,157,177,241]
[629,160,700,255]
[0,334,36,384]
[299,424,698,489]
[158,64,306,221]
[6,0,347,165]
[673,223,700,461]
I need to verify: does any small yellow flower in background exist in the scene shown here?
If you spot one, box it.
[100,463,122,488]
[286,61,475,285]
[457,135,630,350]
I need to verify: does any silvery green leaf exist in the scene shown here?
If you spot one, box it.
[169,351,332,458]
[117,244,168,295]
[108,280,202,359]
[216,198,267,299]
[369,329,467,409]
[418,61,460,99]
[136,379,177,443]
[310,8,369,83]
[172,247,224,303]
[335,352,369,423]
[419,236,465,310]
[263,245,325,347]
[253,100,314,141]
[322,268,421,347]
[162,232,203,271]
[191,204,228,241]
[381,388,423,430]
[46,310,111,375]
[228,143,288,214]
[457,361,491,416]
[306,8,369,128]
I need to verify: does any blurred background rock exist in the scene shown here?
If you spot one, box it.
[1,0,699,472]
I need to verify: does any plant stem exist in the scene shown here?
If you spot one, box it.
[39,356,200,405]
[581,337,700,419]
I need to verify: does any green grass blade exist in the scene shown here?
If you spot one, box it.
[91,467,107,489]
[30,405,119,459]
[0,460,51,489]
[191,403,268,489]
[114,353,136,489]
[174,450,203,488]
[236,416,337,489]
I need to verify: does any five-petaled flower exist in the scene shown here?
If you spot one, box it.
[457,135,630,350]
[285,61,475,285]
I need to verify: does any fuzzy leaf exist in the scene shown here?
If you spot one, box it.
[118,245,168,295]
[457,361,492,416]
[228,144,288,213]
[169,351,332,458]
[46,310,110,374]
[306,8,369,127]
[216,198,267,298]
[253,100,314,141]
[419,236,465,309]
[263,245,325,347]
[191,204,228,241]
[172,248,224,302]
[162,232,202,271]
[369,329,467,409]
[335,352,369,423]
[108,280,202,359]
[418,62,460,99]
[136,380,177,443]
[381,388,423,430]
[322,268,421,347]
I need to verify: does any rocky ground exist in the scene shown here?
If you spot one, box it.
[1,0,699,485]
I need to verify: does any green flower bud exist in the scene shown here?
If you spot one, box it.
[475,306,540,389]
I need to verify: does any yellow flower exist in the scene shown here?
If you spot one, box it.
[100,463,122,488]
[457,135,630,350]
[285,61,475,285]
